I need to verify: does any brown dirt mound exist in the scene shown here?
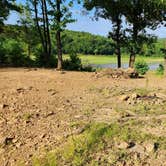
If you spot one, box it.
[95,68,139,79]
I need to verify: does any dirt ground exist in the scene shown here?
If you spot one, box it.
[0,68,166,166]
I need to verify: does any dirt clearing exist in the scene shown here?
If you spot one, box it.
[0,68,166,166]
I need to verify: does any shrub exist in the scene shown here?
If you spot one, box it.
[34,44,57,68]
[134,60,149,75]
[1,39,34,67]
[0,45,7,64]
[63,51,82,71]
[156,64,164,75]
[81,65,95,72]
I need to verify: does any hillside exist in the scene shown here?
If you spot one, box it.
[3,25,165,57]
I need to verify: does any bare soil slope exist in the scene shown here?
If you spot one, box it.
[0,68,166,166]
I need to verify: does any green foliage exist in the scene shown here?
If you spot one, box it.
[63,51,82,71]
[156,64,164,75]
[134,60,149,75]
[34,44,57,68]
[0,0,20,26]
[62,30,114,55]
[0,38,33,66]
[33,122,158,166]
[0,24,165,69]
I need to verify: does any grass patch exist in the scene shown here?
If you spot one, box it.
[32,121,166,166]
[64,54,163,65]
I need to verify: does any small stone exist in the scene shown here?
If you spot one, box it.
[131,93,140,100]
[125,110,136,117]
[156,93,166,99]
[0,137,14,146]
[40,133,46,139]
[45,111,55,117]
[15,142,22,148]
[0,104,8,109]
[117,142,129,149]
[129,144,145,154]
[74,115,82,119]
[0,148,5,155]
[143,142,154,153]
[119,95,130,101]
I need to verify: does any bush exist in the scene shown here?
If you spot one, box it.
[34,44,57,68]
[156,64,164,75]
[0,46,7,64]
[1,39,33,66]
[63,51,82,71]
[134,60,149,75]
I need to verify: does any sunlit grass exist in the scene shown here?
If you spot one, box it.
[32,122,166,166]
[64,54,163,65]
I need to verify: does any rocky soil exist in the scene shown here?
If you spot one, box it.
[0,68,166,166]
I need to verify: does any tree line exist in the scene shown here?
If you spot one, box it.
[0,0,166,69]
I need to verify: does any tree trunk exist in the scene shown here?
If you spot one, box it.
[115,17,121,68]
[34,0,44,49]
[129,24,138,68]
[164,57,166,77]
[56,31,62,70]
[129,53,135,68]
[56,0,62,70]
[117,47,121,68]
[43,0,51,58]
[41,0,48,59]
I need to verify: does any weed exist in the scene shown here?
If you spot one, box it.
[22,113,32,121]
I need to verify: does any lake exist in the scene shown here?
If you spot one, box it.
[91,62,163,70]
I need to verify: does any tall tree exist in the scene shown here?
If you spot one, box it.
[48,0,75,70]
[0,0,20,33]
[18,1,37,57]
[84,0,126,68]
[125,0,166,68]
[30,0,51,65]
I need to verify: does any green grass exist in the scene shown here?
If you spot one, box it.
[64,54,163,65]
[32,122,166,166]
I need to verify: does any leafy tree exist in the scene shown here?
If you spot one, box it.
[30,0,51,65]
[0,0,20,33]
[84,0,126,68]
[61,30,114,55]
[48,0,76,70]
[18,1,38,57]
[124,0,166,68]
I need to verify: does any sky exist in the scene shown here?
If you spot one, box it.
[6,0,166,38]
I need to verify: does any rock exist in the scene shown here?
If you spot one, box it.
[155,93,166,99]
[119,95,130,101]
[131,93,140,100]
[0,137,14,146]
[0,104,8,109]
[16,88,25,93]
[15,142,22,148]
[45,111,55,118]
[125,68,139,78]
[117,142,129,149]
[129,144,145,154]
[39,133,46,139]
[143,142,154,153]
[125,110,136,117]
[74,115,82,119]
[0,148,5,155]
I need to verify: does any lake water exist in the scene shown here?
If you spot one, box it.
[91,62,163,70]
